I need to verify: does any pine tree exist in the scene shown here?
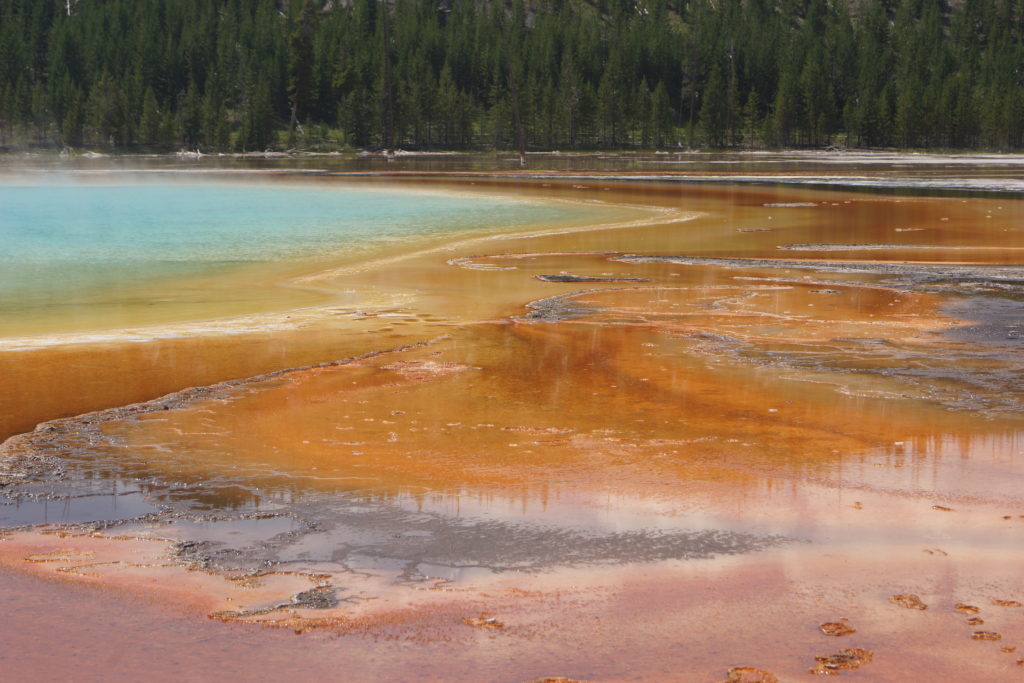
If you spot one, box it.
[597,48,627,146]
[559,53,582,148]
[61,87,84,147]
[287,0,317,138]
[180,85,203,149]
[139,88,160,147]
[0,0,1021,152]
[242,84,275,151]
[700,62,727,147]
[743,88,761,148]
[651,81,673,148]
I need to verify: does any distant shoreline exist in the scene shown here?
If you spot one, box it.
[7,147,1024,161]
[7,150,1024,198]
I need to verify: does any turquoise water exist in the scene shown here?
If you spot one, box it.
[0,181,584,325]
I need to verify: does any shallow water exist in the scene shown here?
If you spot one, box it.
[0,178,594,337]
[2,158,1024,680]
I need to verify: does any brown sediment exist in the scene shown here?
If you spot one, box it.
[992,600,1022,607]
[819,622,856,636]
[462,614,505,629]
[722,667,779,682]
[890,594,928,610]
[2,173,1024,679]
[972,631,1002,641]
[808,648,874,675]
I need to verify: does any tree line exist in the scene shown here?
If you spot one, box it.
[1,0,1022,152]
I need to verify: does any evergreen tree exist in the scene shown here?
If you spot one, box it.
[180,85,203,149]
[61,87,84,147]
[651,81,673,148]
[597,48,627,146]
[0,0,1021,152]
[241,83,275,151]
[139,88,160,147]
[700,62,727,147]
[743,88,761,148]
[287,0,317,137]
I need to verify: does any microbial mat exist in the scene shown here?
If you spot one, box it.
[2,156,1023,681]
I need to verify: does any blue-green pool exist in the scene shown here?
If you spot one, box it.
[0,180,588,334]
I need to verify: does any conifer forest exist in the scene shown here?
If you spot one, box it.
[1,0,1022,152]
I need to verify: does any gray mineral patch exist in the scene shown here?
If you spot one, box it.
[613,254,1024,292]
[146,496,791,579]
[522,291,601,321]
[535,274,649,283]
[944,296,1024,348]
[292,585,339,609]
[1,461,791,581]
[777,243,943,251]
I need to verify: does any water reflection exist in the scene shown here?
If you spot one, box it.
[0,489,157,526]
[4,313,1021,539]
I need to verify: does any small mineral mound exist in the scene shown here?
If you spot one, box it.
[966,617,985,626]
[291,585,338,610]
[992,599,1022,607]
[462,615,505,630]
[722,666,780,683]
[932,505,955,512]
[955,603,981,614]
[890,594,928,610]
[525,678,585,683]
[382,360,471,381]
[25,549,97,563]
[1001,646,1017,653]
[819,622,856,637]
[972,631,1002,641]
[809,648,874,675]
